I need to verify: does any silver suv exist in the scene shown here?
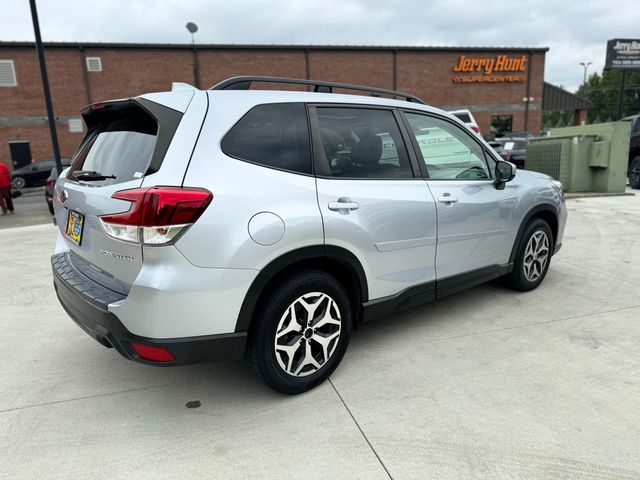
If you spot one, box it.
[52,77,567,394]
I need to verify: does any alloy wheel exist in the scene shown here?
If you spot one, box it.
[12,176,25,189]
[273,292,342,377]
[523,230,549,282]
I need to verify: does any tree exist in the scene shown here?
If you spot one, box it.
[576,70,640,123]
[541,110,573,129]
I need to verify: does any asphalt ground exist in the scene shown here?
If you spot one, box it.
[0,192,639,479]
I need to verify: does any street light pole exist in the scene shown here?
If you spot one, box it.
[186,22,200,89]
[29,0,63,175]
[579,61,592,85]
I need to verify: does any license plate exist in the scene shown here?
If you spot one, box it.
[65,210,85,245]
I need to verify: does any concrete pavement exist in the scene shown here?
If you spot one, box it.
[0,187,54,230]
[0,193,639,479]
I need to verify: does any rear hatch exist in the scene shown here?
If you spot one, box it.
[55,98,183,294]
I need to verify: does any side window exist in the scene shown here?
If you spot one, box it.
[221,103,311,174]
[405,112,490,180]
[315,107,413,179]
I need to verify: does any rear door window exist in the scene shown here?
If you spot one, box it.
[221,103,311,174]
[314,107,413,179]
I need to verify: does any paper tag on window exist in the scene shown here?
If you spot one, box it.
[133,172,143,178]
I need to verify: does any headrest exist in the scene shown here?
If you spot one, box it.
[351,134,382,166]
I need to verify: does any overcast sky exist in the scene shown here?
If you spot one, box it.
[2,0,638,92]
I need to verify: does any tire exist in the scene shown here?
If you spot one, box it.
[503,218,553,292]
[11,176,26,190]
[245,270,352,395]
[629,156,640,189]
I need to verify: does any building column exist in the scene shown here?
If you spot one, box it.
[574,109,587,125]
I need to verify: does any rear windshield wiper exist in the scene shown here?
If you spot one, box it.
[75,170,116,181]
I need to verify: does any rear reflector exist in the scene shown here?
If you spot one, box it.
[99,186,212,245]
[130,342,175,362]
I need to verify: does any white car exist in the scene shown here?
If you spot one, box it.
[448,109,481,136]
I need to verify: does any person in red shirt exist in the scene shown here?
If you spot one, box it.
[0,162,15,215]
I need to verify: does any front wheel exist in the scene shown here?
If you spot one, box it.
[504,218,553,291]
[629,156,640,189]
[246,270,351,394]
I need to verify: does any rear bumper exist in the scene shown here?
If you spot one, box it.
[52,253,247,366]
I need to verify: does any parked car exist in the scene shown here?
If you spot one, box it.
[500,138,528,168]
[45,166,69,214]
[448,109,481,136]
[623,114,640,189]
[10,158,70,189]
[488,140,504,154]
[498,131,533,140]
[51,77,566,394]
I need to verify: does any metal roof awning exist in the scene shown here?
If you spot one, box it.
[543,82,591,111]
[0,41,549,53]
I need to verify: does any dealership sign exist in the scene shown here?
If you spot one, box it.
[605,39,640,70]
[452,54,528,83]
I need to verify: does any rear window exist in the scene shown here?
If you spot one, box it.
[221,103,311,174]
[68,102,165,186]
[453,112,472,123]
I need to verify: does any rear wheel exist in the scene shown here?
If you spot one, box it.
[246,270,351,394]
[504,218,553,291]
[629,156,640,189]
[11,176,25,190]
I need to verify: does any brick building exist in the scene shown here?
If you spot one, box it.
[0,42,549,169]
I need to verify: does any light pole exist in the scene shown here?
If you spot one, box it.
[186,22,200,89]
[579,61,592,85]
[29,0,63,175]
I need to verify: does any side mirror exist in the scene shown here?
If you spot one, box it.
[494,160,515,190]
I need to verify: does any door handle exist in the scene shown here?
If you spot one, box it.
[437,194,459,205]
[328,198,359,212]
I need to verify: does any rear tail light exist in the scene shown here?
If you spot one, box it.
[470,125,480,134]
[46,179,55,188]
[99,186,212,245]
[130,342,175,362]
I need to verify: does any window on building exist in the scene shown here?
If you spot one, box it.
[221,103,311,174]
[315,107,413,179]
[404,112,490,180]
[86,57,102,72]
[0,60,17,87]
[491,115,513,137]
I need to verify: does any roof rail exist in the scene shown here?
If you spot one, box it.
[209,76,426,104]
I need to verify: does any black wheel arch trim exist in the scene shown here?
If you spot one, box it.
[234,245,368,332]
[509,203,559,266]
